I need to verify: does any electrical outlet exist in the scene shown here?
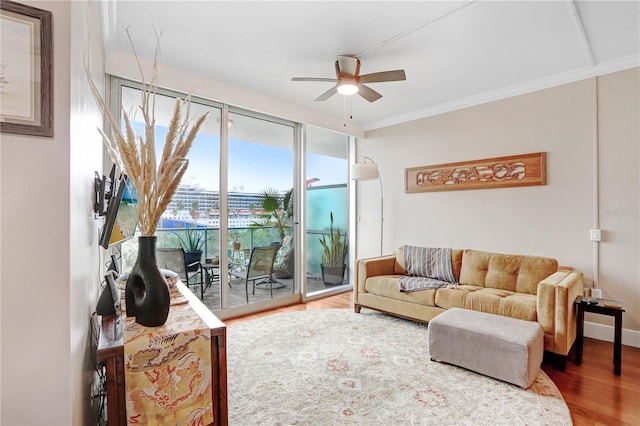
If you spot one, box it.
[591,288,602,298]
[590,229,601,241]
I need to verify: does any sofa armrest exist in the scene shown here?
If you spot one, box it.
[537,270,584,355]
[355,255,397,298]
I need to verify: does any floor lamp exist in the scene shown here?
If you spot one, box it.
[351,157,384,255]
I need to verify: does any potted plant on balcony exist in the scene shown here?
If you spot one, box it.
[319,212,348,285]
[249,188,294,276]
[249,188,293,244]
[174,227,206,271]
[229,231,243,261]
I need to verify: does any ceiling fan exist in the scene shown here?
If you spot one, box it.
[291,56,406,103]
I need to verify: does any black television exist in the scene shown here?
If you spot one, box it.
[98,167,138,249]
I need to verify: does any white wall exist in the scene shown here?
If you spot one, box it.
[69,1,105,424]
[358,69,639,342]
[595,69,640,343]
[0,1,103,424]
[1,1,71,423]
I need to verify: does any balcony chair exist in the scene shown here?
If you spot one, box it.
[229,245,280,303]
[249,241,289,290]
[156,247,205,299]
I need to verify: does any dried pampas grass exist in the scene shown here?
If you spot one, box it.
[85,42,208,236]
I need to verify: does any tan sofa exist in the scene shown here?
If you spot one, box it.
[355,247,583,363]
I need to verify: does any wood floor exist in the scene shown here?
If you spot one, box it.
[224,292,640,426]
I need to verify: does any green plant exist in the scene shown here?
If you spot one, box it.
[319,212,348,267]
[249,188,293,243]
[173,227,205,252]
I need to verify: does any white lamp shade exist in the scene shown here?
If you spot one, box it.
[351,163,379,180]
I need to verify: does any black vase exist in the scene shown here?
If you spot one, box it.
[125,236,171,327]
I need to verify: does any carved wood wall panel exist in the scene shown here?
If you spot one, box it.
[405,152,546,193]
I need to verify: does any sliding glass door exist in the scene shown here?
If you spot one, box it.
[117,83,222,281]
[305,126,351,297]
[223,110,296,309]
[112,78,350,316]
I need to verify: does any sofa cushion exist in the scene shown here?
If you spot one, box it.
[459,250,558,295]
[394,246,406,274]
[403,246,457,283]
[394,246,463,280]
[467,289,537,321]
[458,250,492,287]
[516,255,558,294]
[498,293,538,321]
[365,275,437,306]
[434,285,483,309]
[434,287,537,321]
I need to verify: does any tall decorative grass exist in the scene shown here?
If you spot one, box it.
[85,41,208,236]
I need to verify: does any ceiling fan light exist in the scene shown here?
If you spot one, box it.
[337,82,359,96]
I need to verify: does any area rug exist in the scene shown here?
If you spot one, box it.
[227,309,571,425]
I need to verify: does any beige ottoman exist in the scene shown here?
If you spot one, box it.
[428,308,544,388]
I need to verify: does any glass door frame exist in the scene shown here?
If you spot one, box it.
[108,76,354,318]
[217,106,302,315]
[300,128,355,303]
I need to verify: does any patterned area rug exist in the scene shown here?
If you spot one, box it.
[227,309,571,425]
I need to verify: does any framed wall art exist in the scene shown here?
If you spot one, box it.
[405,152,546,193]
[0,0,53,137]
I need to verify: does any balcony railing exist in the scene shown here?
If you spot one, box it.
[121,226,282,271]
[119,225,348,282]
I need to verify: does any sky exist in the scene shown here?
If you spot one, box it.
[122,86,348,194]
[145,125,347,194]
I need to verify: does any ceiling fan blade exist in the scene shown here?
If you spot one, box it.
[358,84,383,102]
[291,77,338,82]
[295,57,404,103]
[315,85,338,101]
[359,69,406,84]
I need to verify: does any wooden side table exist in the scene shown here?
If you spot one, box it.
[574,296,625,375]
[97,282,228,425]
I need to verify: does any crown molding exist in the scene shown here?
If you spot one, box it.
[363,53,640,133]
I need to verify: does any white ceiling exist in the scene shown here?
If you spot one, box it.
[103,1,640,131]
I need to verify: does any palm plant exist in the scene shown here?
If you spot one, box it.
[319,212,348,267]
[249,188,293,243]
